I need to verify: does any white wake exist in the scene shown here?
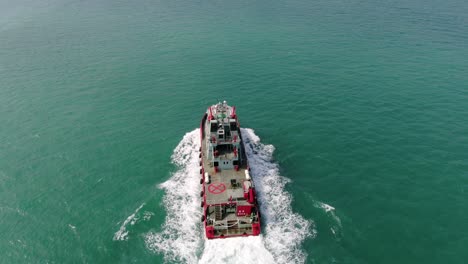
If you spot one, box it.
[145,128,314,263]
[114,203,145,241]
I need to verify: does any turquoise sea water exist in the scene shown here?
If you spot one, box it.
[1,0,467,263]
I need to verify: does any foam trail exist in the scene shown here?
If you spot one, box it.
[240,128,314,263]
[145,130,202,263]
[146,128,313,263]
[314,201,342,240]
[200,236,275,264]
[114,203,145,241]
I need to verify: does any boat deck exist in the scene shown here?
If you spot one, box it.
[200,106,260,238]
[202,164,250,205]
[201,129,255,236]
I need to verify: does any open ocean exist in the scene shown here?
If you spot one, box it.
[1,0,467,263]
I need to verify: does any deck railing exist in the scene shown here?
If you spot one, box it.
[212,219,252,230]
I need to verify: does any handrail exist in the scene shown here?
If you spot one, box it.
[211,217,253,229]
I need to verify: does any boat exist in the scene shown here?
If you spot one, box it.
[199,101,261,239]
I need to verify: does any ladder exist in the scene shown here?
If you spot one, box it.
[214,205,223,220]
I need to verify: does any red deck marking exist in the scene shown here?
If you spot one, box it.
[208,183,226,194]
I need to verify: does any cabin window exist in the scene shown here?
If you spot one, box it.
[233,160,238,166]
[214,161,219,167]
[210,122,217,132]
[230,122,237,131]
